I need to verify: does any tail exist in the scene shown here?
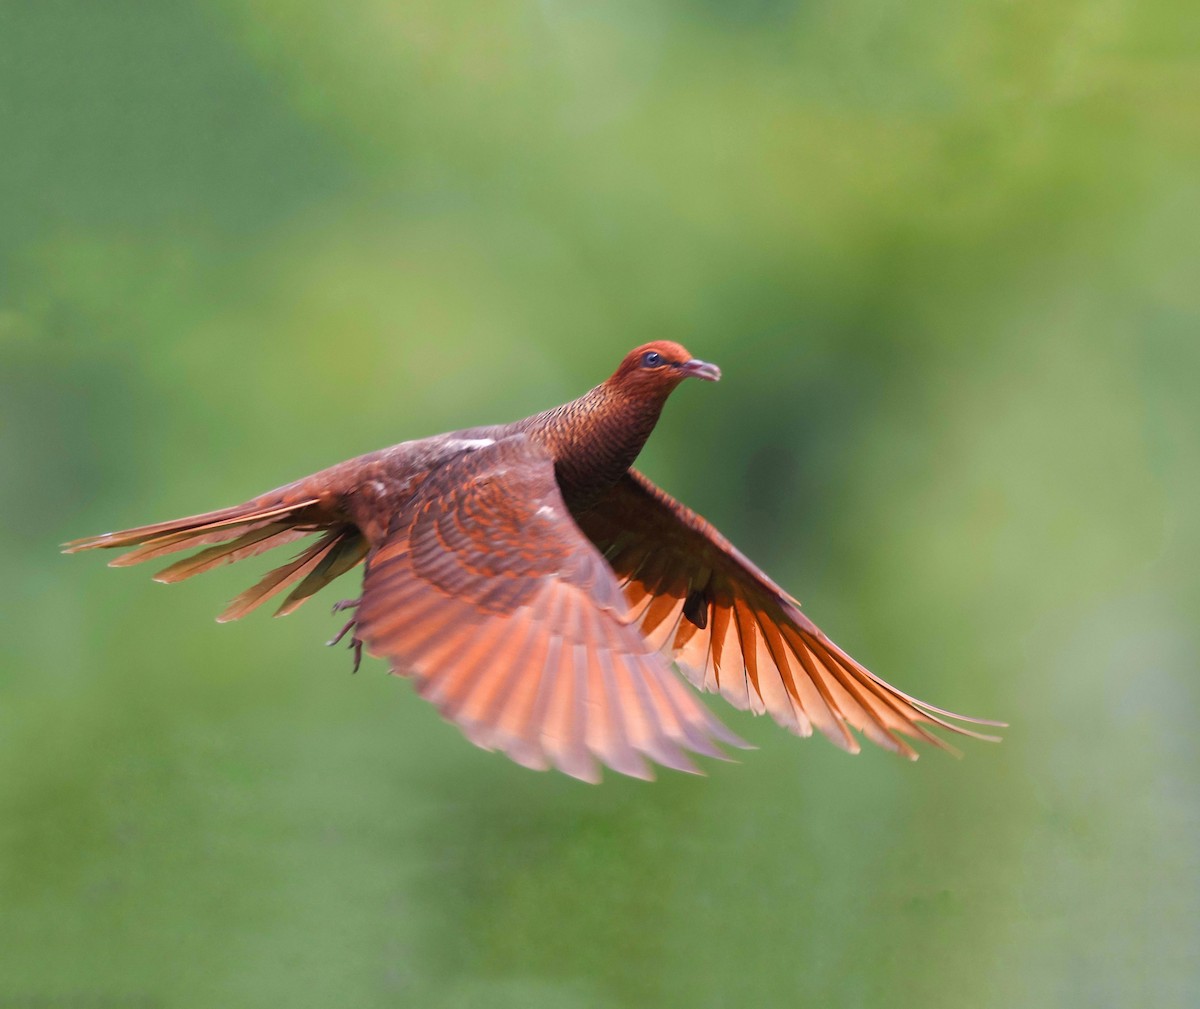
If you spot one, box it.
[63,495,368,622]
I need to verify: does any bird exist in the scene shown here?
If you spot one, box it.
[64,341,1003,782]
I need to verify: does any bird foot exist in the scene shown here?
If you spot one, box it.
[327,598,363,673]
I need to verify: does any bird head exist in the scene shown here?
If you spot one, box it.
[607,342,721,397]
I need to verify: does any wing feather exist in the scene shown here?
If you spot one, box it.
[574,470,1004,758]
[354,436,741,781]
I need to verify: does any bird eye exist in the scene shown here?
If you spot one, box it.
[641,351,663,368]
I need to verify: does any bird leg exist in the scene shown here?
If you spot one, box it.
[327,597,363,673]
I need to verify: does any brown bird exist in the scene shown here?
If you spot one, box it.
[65,342,1002,781]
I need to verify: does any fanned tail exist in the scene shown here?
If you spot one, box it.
[63,494,365,620]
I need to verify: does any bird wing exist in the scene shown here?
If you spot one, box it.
[354,435,746,782]
[574,470,1004,759]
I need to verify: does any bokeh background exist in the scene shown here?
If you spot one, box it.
[2,1,1197,1006]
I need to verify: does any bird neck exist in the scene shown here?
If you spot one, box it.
[525,380,668,511]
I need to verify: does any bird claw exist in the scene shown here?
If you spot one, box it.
[327,600,364,673]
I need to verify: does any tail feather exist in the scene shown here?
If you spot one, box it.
[217,531,346,623]
[61,498,321,557]
[152,523,312,583]
[63,495,365,620]
[275,530,368,617]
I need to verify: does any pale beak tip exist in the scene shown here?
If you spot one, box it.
[684,359,721,382]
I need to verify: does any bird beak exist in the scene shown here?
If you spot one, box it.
[680,359,721,382]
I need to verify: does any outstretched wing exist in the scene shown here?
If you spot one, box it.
[354,436,746,782]
[574,471,1004,759]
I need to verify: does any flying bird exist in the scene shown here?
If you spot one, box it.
[65,342,1002,781]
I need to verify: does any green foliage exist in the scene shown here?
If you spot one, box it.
[2,1,1197,1006]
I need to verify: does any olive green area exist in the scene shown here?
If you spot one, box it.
[2,2,1196,1006]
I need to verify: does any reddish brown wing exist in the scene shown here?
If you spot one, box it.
[354,436,745,782]
[574,471,1004,759]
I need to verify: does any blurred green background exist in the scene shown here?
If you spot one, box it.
[2,1,1197,1006]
